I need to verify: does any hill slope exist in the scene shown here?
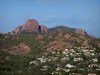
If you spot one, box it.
[0,25,100,75]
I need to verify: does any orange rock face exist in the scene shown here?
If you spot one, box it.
[12,19,48,34]
[22,19,39,32]
[41,26,48,33]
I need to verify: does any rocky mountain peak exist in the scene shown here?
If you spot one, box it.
[75,28,87,36]
[75,28,94,38]
[22,19,39,32]
[12,19,48,35]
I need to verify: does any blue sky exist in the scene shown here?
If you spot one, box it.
[0,0,100,37]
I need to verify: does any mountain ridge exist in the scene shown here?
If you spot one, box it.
[0,19,100,52]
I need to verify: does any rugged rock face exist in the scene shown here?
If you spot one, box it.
[75,28,93,38]
[13,26,22,35]
[12,19,48,35]
[75,28,88,36]
[9,43,31,55]
[43,41,73,51]
[22,19,39,32]
[41,26,48,33]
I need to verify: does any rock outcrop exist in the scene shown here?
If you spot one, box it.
[12,19,48,35]
[75,28,88,36]
[43,41,73,51]
[41,26,48,33]
[9,43,31,55]
[22,19,39,32]
[13,26,22,35]
[75,28,93,38]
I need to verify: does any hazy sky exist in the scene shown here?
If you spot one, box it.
[0,0,100,37]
